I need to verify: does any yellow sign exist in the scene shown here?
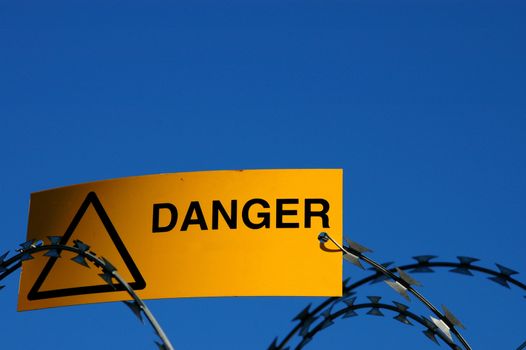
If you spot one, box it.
[19,169,343,311]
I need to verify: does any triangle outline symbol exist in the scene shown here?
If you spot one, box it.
[27,191,146,300]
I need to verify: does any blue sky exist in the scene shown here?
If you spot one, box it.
[1,1,525,349]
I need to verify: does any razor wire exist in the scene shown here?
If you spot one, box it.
[271,233,526,350]
[2,234,525,350]
[269,296,461,350]
[0,237,174,350]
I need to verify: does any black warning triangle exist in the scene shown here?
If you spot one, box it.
[27,191,146,300]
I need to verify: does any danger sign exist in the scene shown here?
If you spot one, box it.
[19,169,343,311]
